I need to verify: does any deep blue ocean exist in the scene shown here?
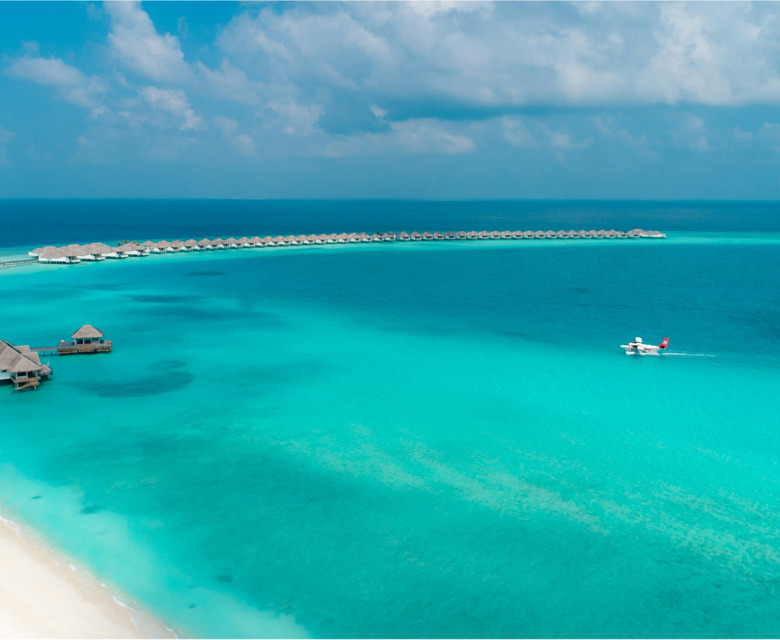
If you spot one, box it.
[1,200,780,638]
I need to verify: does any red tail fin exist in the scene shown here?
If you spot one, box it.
[659,338,669,350]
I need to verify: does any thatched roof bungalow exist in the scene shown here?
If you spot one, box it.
[0,340,50,391]
[72,324,104,343]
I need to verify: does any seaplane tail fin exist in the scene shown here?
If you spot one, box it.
[659,338,669,350]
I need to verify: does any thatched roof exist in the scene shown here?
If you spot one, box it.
[72,324,104,339]
[0,341,41,374]
[8,354,40,373]
[0,341,20,369]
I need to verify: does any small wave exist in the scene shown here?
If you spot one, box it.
[0,514,21,533]
[112,594,135,611]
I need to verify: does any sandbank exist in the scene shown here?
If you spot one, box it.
[0,514,176,639]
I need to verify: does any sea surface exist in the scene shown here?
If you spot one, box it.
[2,200,780,638]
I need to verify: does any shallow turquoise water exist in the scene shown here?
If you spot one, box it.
[2,235,780,637]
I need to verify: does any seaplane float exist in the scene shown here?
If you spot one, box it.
[620,337,669,355]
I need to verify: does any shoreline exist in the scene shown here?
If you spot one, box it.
[0,511,178,639]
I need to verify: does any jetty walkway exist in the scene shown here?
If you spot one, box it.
[27,228,666,265]
[0,258,38,270]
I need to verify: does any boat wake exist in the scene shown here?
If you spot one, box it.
[663,352,716,358]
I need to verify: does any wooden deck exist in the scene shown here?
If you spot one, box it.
[0,258,37,270]
[32,340,112,355]
[56,340,112,355]
[13,378,40,391]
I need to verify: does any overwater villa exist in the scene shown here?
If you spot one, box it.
[57,325,112,355]
[0,340,52,391]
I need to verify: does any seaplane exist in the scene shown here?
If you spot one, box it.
[620,337,669,355]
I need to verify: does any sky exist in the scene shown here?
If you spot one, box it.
[3,1,780,199]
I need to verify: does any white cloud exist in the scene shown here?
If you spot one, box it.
[672,114,710,152]
[731,127,753,145]
[218,3,780,112]
[317,118,475,157]
[196,60,263,105]
[540,126,592,151]
[140,87,201,130]
[501,118,534,147]
[231,134,256,157]
[106,1,191,83]
[6,56,107,115]
[266,100,323,137]
[591,115,646,148]
[213,116,256,156]
[6,56,85,86]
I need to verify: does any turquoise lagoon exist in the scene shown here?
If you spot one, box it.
[2,230,780,637]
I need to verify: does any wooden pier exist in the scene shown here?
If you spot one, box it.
[3,325,111,392]
[0,258,38,270]
[32,325,112,356]
[54,339,112,355]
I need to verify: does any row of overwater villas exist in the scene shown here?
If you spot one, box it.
[29,229,665,264]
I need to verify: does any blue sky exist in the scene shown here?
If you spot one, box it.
[3,1,780,199]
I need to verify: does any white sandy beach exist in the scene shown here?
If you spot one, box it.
[0,516,176,639]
